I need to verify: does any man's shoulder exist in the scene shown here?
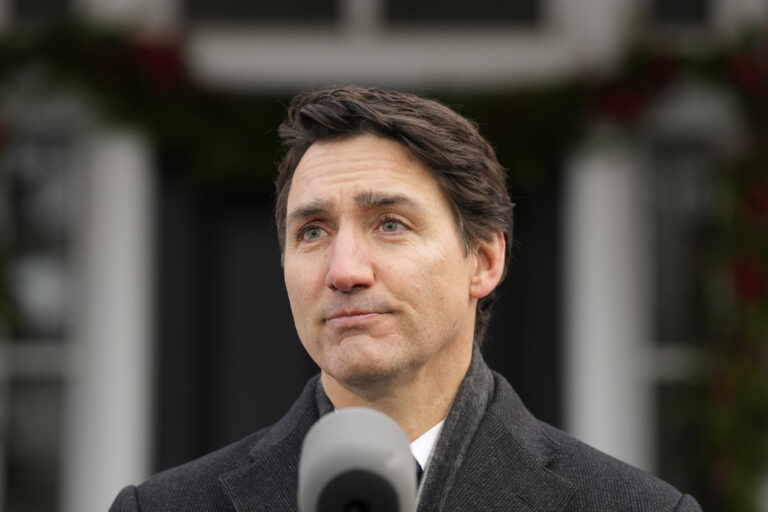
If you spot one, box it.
[111,428,268,512]
[110,376,323,512]
[536,422,700,511]
[485,372,701,511]
[148,428,267,485]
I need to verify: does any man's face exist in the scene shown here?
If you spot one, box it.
[283,134,483,388]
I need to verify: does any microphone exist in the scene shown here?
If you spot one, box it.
[298,407,417,512]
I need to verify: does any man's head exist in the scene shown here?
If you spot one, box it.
[276,86,514,345]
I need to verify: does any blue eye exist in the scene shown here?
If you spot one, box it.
[381,220,402,233]
[302,227,324,240]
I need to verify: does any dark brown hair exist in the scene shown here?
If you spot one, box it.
[275,85,514,344]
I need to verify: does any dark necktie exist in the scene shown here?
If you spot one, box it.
[415,458,424,484]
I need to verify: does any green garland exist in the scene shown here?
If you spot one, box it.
[702,128,768,511]
[0,22,765,511]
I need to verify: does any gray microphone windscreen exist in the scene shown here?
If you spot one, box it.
[298,407,417,512]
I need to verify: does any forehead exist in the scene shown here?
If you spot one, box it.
[286,134,448,214]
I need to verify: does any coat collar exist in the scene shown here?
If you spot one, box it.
[438,375,576,511]
[218,347,576,512]
[416,345,576,511]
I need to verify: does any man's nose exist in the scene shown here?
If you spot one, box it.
[325,227,374,292]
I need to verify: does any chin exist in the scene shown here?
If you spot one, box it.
[324,349,407,387]
[330,368,393,389]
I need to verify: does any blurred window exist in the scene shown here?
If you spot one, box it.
[3,132,74,341]
[645,108,725,506]
[655,382,701,497]
[184,0,338,23]
[650,136,715,346]
[5,380,64,512]
[650,0,710,26]
[0,129,76,512]
[650,136,715,493]
[386,0,542,27]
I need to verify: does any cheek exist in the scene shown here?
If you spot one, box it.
[433,256,473,311]
[284,265,311,319]
[402,253,467,313]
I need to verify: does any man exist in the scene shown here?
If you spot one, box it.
[110,86,701,511]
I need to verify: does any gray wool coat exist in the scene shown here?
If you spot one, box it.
[109,347,702,511]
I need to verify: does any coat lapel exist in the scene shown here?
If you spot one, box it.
[218,377,321,512]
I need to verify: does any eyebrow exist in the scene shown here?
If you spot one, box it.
[287,191,427,226]
[286,199,333,226]
[353,191,426,211]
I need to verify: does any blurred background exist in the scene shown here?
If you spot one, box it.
[0,0,766,511]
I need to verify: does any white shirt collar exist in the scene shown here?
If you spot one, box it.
[410,419,445,471]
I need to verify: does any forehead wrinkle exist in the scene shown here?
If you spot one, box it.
[288,190,429,227]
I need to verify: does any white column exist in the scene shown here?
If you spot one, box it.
[562,136,653,471]
[62,129,154,512]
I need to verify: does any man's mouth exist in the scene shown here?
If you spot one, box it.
[324,310,386,327]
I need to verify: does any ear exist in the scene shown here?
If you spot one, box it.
[469,232,506,299]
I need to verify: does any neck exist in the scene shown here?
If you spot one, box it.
[321,340,474,441]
